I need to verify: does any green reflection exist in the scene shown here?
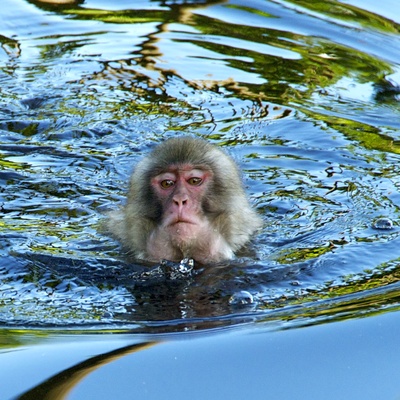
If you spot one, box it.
[302,109,400,154]
[26,0,394,107]
[291,0,400,33]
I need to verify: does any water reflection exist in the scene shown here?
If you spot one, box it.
[15,341,156,400]
[0,0,400,332]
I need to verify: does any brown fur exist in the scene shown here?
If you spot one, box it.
[107,136,262,263]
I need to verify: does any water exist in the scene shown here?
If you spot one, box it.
[1,0,400,396]
[1,0,400,331]
[0,0,400,400]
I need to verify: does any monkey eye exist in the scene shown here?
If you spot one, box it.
[187,177,203,186]
[160,179,175,189]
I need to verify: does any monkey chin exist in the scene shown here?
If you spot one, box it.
[146,220,234,264]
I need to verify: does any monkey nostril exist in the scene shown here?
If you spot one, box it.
[173,197,188,207]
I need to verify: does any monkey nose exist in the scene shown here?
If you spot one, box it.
[173,195,188,207]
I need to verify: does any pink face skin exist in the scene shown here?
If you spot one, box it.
[151,165,210,229]
[146,164,228,262]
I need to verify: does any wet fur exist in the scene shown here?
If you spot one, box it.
[107,136,262,262]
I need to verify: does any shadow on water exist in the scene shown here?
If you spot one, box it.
[0,0,400,336]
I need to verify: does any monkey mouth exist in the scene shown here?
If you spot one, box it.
[164,213,198,228]
[165,215,198,227]
[170,219,195,226]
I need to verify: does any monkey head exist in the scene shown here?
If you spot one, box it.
[107,137,262,264]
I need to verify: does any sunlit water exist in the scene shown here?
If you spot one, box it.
[1,0,400,333]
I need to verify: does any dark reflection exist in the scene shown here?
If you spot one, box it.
[374,77,400,103]
[3,248,316,332]
[7,246,400,334]
[15,341,156,400]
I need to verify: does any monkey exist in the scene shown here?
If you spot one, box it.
[107,136,263,264]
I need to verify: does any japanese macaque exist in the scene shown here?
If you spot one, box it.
[107,136,262,264]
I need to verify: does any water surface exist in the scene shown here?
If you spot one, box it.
[1,0,400,350]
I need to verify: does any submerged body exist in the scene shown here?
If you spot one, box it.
[107,137,262,263]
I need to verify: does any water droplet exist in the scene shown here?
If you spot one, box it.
[229,290,254,306]
[373,217,394,230]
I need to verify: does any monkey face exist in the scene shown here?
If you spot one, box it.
[145,164,232,261]
[150,165,212,229]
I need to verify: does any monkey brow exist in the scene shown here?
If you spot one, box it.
[149,163,211,176]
